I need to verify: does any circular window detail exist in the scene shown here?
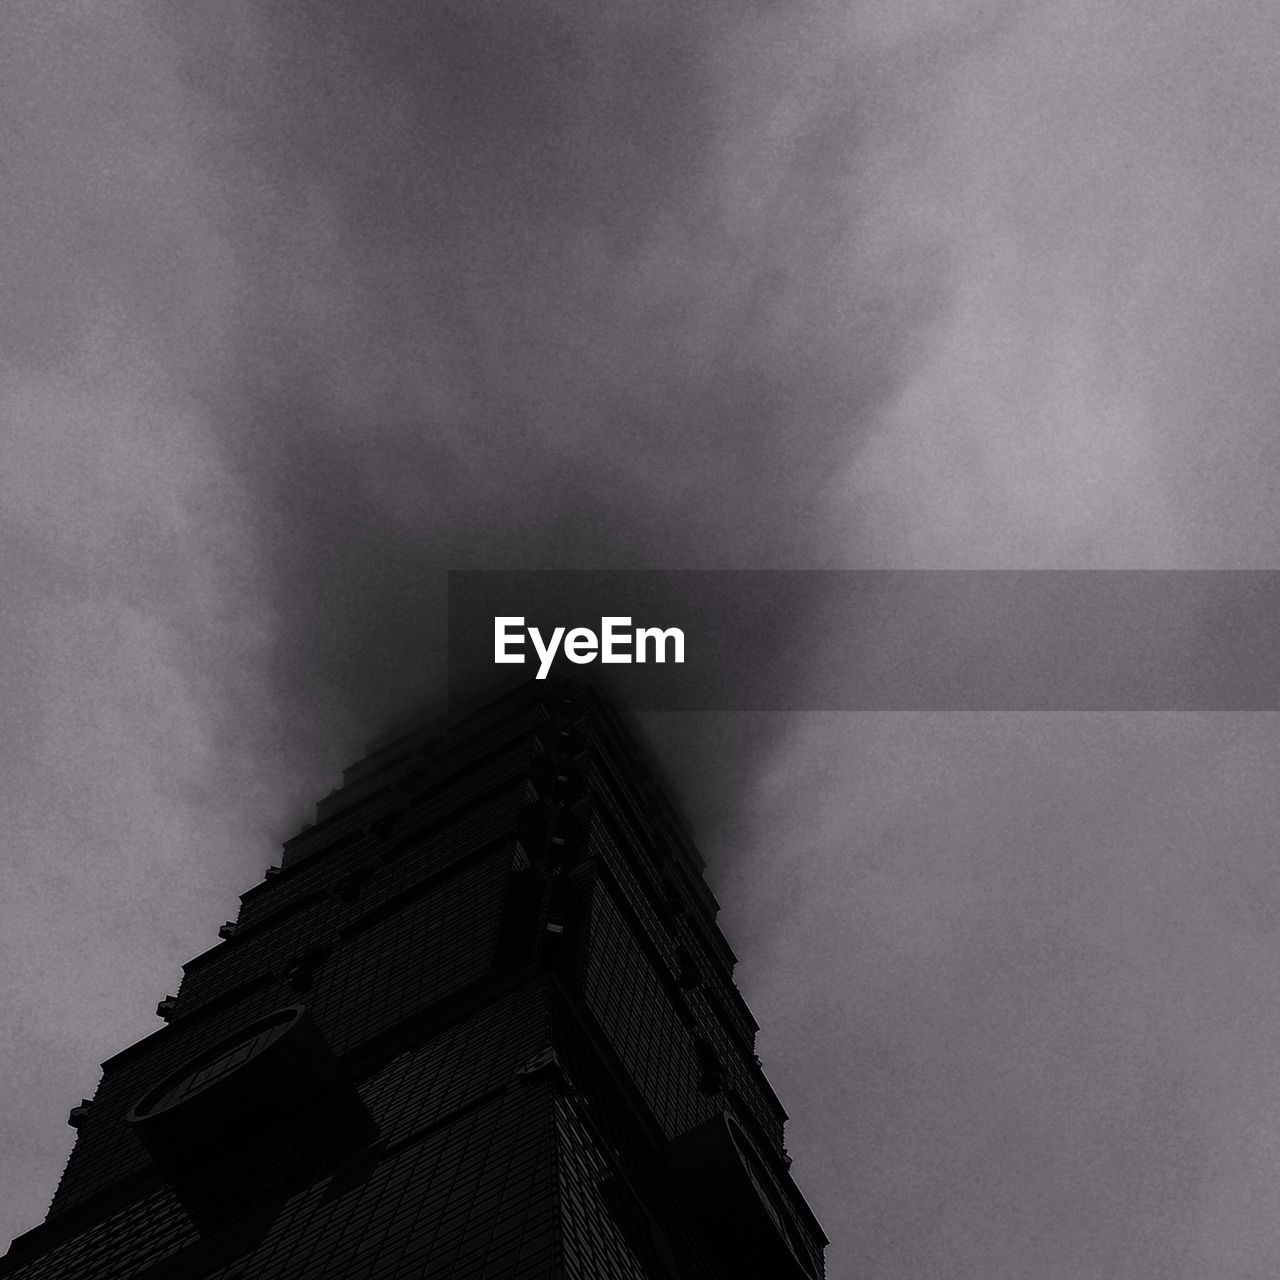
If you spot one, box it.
[666,1111,821,1280]
[127,1005,340,1169]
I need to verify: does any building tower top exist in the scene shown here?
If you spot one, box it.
[3,680,826,1279]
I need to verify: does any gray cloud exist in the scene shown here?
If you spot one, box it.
[3,1,1280,1276]
[734,714,1280,1278]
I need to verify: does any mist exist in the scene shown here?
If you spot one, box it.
[4,1,1280,1276]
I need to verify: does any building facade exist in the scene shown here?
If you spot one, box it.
[2,682,826,1279]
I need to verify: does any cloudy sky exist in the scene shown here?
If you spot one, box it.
[4,1,1280,1276]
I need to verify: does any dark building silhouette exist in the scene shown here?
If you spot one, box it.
[2,682,826,1278]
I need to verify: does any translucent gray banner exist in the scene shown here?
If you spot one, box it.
[447,571,1280,710]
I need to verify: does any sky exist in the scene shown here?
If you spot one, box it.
[3,1,1280,1276]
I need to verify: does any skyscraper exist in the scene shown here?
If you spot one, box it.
[2,682,826,1278]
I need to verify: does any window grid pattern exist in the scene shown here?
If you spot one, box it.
[420,706,547,783]
[229,1080,559,1280]
[555,1094,652,1280]
[280,785,407,870]
[385,745,535,835]
[238,833,377,929]
[547,991,658,1173]
[683,980,784,1157]
[227,784,526,1009]
[547,998,729,1280]
[588,816,757,1061]
[582,705,722,931]
[308,847,511,1057]
[342,741,414,789]
[177,894,343,1010]
[553,982,821,1280]
[359,981,550,1148]
[279,736,534,872]
[580,856,784,1158]
[2,1186,195,1280]
[583,780,786,1157]
[585,755,735,979]
[364,785,527,910]
[581,884,716,1144]
[445,684,548,743]
[258,752,533,920]
[316,751,414,820]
